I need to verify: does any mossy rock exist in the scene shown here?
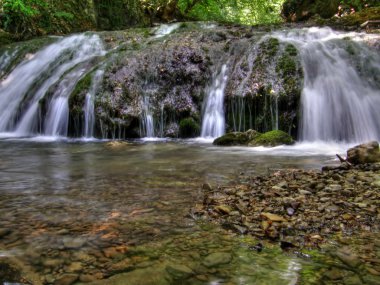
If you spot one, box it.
[0,30,13,47]
[249,130,294,147]
[179,118,200,138]
[213,130,261,146]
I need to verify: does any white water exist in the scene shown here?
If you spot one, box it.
[275,27,380,143]
[154,23,180,38]
[0,34,105,137]
[141,96,155,138]
[84,70,104,138]
[201,64,228,138]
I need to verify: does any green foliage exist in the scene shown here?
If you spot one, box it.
[0,0,96,39]
[179,117,200,138]
[340,0,380,11]
[178,0,286,25]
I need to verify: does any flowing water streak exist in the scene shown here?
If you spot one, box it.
[0,34,105,136]
[84,70,104,138]
[275,27,380,142]
[201,64,228,138]
[154,23,180,38]
[141,96,155,138]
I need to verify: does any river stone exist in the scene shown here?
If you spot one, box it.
[62,237,86,249]
[54,274,79,285]
[166,263,194,279]
[335,248,362,268]
[361,274,380,285]
[87,265,170,285]
[215,205,232,215]
[0,228,11,238]
[261,212,287,222]
[343,275,363,285]
[347,141,380,165]
[203,252,232,267]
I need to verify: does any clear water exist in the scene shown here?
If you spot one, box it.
[0,140,349,284]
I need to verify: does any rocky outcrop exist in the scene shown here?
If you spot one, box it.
[347,141,380,165]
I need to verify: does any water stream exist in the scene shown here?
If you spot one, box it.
[201,64,228,138]
[275,27,380,142]
[0,139,349,285]
[0,34,105,137]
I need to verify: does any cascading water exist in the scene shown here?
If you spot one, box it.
[275,27,380,142]
[141,96,155,138]
[84,70,104,138]
[201,64,228,138]
[0,34,105,137]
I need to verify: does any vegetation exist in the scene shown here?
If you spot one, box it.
[179,117,200,138]
[0,0,379,40]
[0,0,95,39]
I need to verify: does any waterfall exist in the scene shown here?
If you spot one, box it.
[0,34,105,137]
[141,96,155,138]
[84,70,104,138]
[275,27,380,142]
[201,64,228,138]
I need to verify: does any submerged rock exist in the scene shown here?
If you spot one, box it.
[202,252,232,267]
[347,141,380,165]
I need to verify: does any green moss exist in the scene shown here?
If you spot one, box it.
[249,130,294,147]
[68,72,93,115]
[213,130,261,146]
[179,117,200,138]
[284,44,298,56]
[260,37,280,57]
[276,54,297,76]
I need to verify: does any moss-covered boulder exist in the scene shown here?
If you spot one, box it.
[213,130,261,146]
[249,130,294,147]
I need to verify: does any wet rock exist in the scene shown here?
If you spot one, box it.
[0,228,11,238]
[203,252,232,267]
[323,268,345,280]
[202,183,212,191]
[166,263,194,279]
[66,262,83,273]
[215,205,232,215]
[62,237,86,249]
[80,274,98,283]
[361,274,380,285]
[261,212,287,222]
[343,275,363,285]
[87,265,170,285]
[335,247,362,268]
[347,141,380,165]
[54,274,79,285]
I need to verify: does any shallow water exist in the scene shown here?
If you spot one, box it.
[0,140,373,284]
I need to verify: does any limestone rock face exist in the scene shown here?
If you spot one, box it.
[347,141,380,164]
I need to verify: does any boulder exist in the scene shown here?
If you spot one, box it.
[213,130,261,146]
[347,141,380,165]
[249,130,294,147]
